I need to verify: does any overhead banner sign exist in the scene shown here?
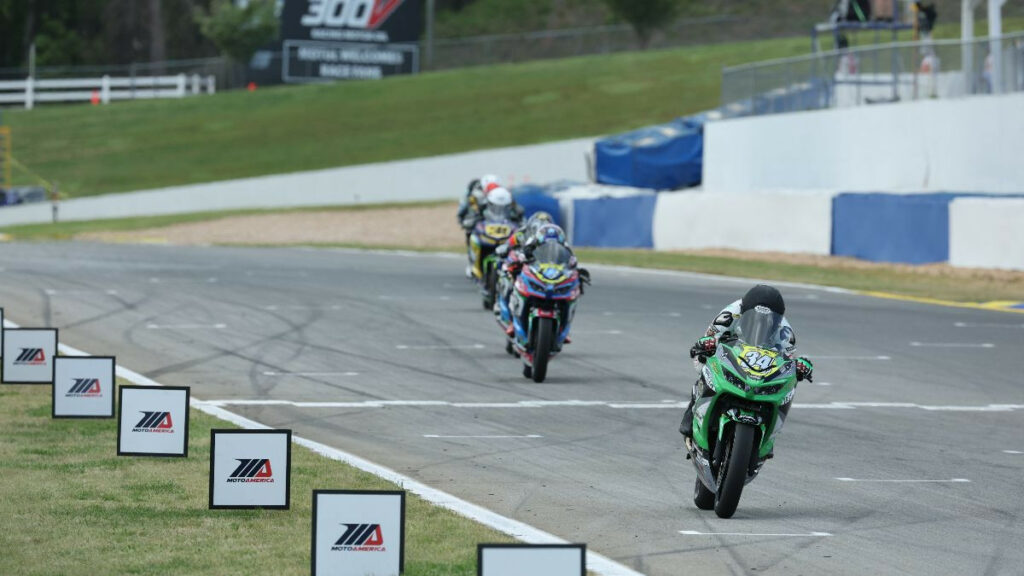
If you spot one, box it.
[117,386,190,457]
[478,544,587,576]
[2,328,58,385]
[280,0,423,83]
[52,356,116,419]
[312,490,406,576]
[209,429,292,509]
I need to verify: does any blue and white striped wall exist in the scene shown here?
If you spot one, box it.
[564,189,1024,271]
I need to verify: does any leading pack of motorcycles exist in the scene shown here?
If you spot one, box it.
[458,191,803,519]
[467,208,588,383]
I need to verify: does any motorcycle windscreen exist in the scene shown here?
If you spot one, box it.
[530,241,573,282]
[733,307,783,351]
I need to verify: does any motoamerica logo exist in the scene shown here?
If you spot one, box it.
[331,523,385,552]
[132,411,174,433]
[66,378,101,397]
[227,459,274,483]
[14,348,46,365]
[301,0,407,29]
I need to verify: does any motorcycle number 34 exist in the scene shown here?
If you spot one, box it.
[301,0,374,28]
[743,350,774,371]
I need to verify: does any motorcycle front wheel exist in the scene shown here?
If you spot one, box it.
[532,317,554,383]
[714,423,755,519]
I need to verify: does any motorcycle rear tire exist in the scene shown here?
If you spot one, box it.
[694,477,715,510]
[532,317,553,383]
[714,423,755,519]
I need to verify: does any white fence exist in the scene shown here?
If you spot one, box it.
[0,74,216,109]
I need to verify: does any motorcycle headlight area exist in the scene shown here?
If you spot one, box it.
[722,369,748,392]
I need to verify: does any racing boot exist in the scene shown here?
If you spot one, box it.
[678,398,695,440]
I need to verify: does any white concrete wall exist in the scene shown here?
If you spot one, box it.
[704,92,1024,194]
[949,196,1024,270]
[0,138,594,228]
[652,191,835,254]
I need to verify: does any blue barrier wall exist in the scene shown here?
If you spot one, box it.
[572,195,656,248]
[831,193,961,264]
[512,188,564,227]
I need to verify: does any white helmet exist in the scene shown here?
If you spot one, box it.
[486,187,512,207]
[480,174,501,193]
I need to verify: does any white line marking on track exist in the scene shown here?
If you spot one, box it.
[909,341,995,348]
[4,318,641,576]
[835,477,970,483]
[193,399,1024,412]
[954,322,1024,328]
[1003,450,1023,455]
[573,329,623,335]
[812,355,891,360]
[146,323,227,329]
[396,344,485,350]
[679,530,832,537]
[262,371,359,377]
[423,435,543,439]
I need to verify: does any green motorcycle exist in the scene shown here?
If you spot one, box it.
[684,307,799,518]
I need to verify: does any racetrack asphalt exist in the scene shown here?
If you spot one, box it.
[1,242,1021,576]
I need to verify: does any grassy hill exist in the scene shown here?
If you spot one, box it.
[5,13,1021,198]
[6,35,811,197]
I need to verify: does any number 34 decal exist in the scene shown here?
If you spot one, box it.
[742,348,776,371]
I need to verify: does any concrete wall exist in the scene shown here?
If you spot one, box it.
[704,92,1024,194]
[0,138,594,228]
[652,191,835,254]
[950,196,1024,270]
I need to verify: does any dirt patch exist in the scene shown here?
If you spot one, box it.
[78,204,464,250]
[77,204,1024,288]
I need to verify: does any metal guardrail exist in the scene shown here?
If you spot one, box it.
[0,74,216,109]
[720,32,1024,118]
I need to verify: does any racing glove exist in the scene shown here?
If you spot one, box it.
[495,244,510,258]
[689,336,717,362]
[796,357,814,383]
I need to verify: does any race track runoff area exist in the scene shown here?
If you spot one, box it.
[1,242,1021,575]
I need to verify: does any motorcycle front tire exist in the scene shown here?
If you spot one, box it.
[532,317,553,383]
[714,423,756,519]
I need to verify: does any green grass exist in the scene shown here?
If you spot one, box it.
[5,17,1023,198]
[4,36,816,198]
[0,381,512,576]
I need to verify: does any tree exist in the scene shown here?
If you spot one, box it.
[195,0,278,63]
[601,0,683,49]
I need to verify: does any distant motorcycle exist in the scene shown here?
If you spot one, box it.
[508,241,589,383]
[684,308,799,518]
[469,218,517,310]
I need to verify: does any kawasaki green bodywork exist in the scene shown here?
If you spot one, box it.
[692,341,798,460]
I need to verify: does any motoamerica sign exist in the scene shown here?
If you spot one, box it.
[281,0,423,83]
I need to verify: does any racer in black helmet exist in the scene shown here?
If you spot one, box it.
[678,285,813,441]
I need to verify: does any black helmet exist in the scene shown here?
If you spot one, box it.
[741,285,785,315]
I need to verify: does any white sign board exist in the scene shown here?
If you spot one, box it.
[52,356,116,418]
[209,429,292,509]
[312,490,406,576]
[117,386,190,457]
[478,544,586,576]
[2,328,58,384]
